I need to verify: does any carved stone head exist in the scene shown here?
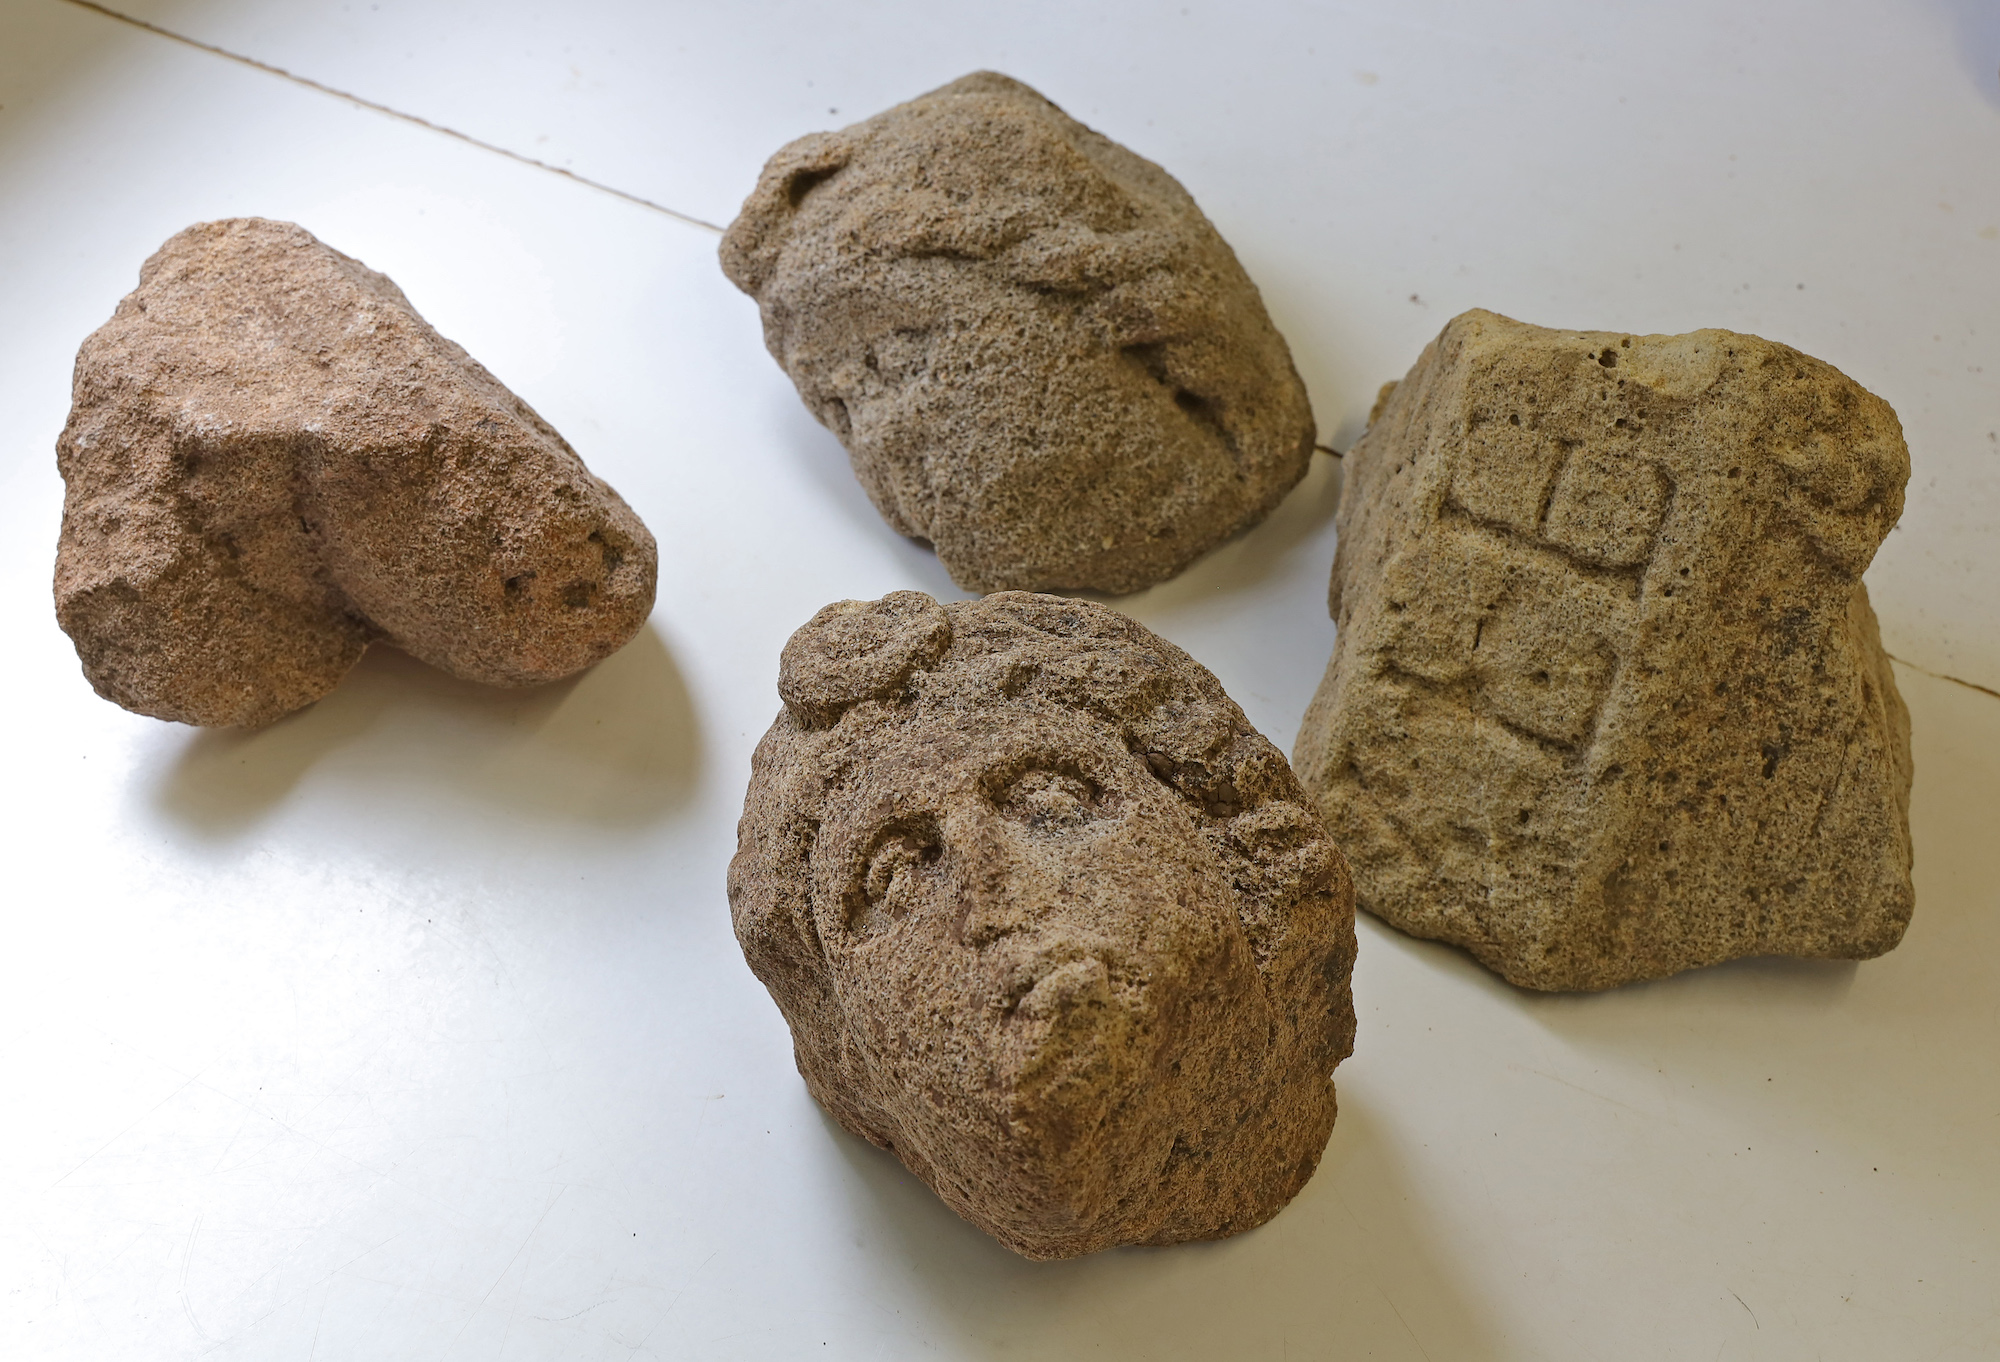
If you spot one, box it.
[729,591,1355,1258]
[719,73,1317,595]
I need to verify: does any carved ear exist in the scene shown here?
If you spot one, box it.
[778,591,952,730]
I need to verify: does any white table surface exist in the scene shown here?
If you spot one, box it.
[1,2,1995,1358]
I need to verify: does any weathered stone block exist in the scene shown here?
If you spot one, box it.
[1294,310,1913,991]
[54,219,656,726]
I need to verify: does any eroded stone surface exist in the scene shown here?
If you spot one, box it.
[720,72,1316,595]
[1294,309,1914,991]
[55,218,657,726]
[730,591,1356,1258]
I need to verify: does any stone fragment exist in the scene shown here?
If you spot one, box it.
[730,591,1356,1258]
[720,72,1316,595]
[55,218,657,727]
[1294,309,1914,991]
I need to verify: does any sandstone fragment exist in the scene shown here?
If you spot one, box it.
[1294,309,1914,991]
[55,219,657,727]
[720,72,1316,595]
[730,591,1356,1258]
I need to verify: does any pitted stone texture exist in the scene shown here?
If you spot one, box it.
[720,72,1316,595]
[1294,309,1914,992]
[730,591,1356,1258]
[54,218,657,727]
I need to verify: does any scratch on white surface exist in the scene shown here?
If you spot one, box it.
[617,1247,718,1357]
[49,1075,198,1187]
[58,0,725,234]
[622,1312,669,1361]
[307,1285,329,1361]
[206,1078,267,1175]
[1731,1290,1760,1329]
[1927,1309,2000,1359]
[67,1013,429,1220]
[1509,1063,1651,1118]
[1381,1289,1435,1362]
[662,1251,719,1320]
[243,1234,405,1338]
[103,1037,478,1229]
[440,1186,569,1361]
[180,1213,209,1339]
[1332,1182,1369,1234]
[1887,653,2000,703]
[533,1297,615,1324]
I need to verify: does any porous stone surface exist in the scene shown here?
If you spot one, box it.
[730,591,1356,1258]
[1295,309,1914,992]
[55,218,657,727]
[719,72,1316,595]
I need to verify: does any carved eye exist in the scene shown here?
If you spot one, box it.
[993,767,1108,834]
[848,822,941,934]
[1225,801,1339,893]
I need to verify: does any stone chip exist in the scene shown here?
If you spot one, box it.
[720,72,1317,595]
[730,591,1357,1258]
[1294,309,1914,991]
[54,218,657,727]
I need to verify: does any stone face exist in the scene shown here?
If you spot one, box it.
[1294,309,1914,992]
[54,219,657,727]
[730,591,1356,1258]
[719,72,1316,595]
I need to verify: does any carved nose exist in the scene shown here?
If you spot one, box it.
[947,809,1040,948]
